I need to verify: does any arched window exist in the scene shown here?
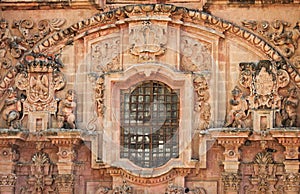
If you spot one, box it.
[120,80,179,168]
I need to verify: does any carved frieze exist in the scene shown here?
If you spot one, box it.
[193,75,211,130]
[242,20,300,58]
[91,37,121,73]
[129,21,167,62]
[180,36,212,72]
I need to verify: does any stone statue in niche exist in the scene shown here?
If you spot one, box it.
[224,86,249,128]
[1,87,22,128]
[280,87,299,127]
[193,76,211,130]
[57,89,77,129]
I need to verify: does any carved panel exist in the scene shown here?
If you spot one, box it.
[91,37,121,73]
[20,152,56,193]
[180,36,212,72]
[129,21,167,62]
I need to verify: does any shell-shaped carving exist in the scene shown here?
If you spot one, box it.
[254,152,274,164]
[32,152,50,165]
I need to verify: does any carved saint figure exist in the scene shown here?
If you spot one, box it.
[225,86,248,128]
[1,87,22,128]
[281,87,299,127]
[57,89,76,129]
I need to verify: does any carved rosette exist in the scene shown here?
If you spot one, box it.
[91,37,121,73]
[129,21,167,62]
[180,36,212,72]
[15,53,66,114]
[193,76,211,130]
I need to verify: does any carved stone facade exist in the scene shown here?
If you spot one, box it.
[0,1,299,194]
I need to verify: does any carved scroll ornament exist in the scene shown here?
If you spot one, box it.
[242,20,300,58]
[193,76,211,130]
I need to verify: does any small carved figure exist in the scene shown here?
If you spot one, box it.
[281,87,299,127]
[57,89,76,129]
[1,87,22,128]
[113,180,132,194]
[225,86,248,128]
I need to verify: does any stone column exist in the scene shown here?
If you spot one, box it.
[213,131,248,194]
[0,140,19,194]
[277,136,300,194]
[50,134,81,194]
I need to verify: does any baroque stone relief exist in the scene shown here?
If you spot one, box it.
[225,60,299,128]
[91,36,121,73]
[243,151,283,193]
[129,21,167,62]
[20,152,56,193]
[242,20,300,58]
[193,75,211,130]
[180,36,212,72]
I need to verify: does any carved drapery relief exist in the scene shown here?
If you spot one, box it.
[91,37,121,73]
[20,152,56,194]
[180,36,212,72]
[243,151,282,193]
[242,20,300,58]
[193,76,211,130]
[129,21,167,62]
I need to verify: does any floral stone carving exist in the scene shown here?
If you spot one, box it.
[129,21,167,62]
[193,75,211,130]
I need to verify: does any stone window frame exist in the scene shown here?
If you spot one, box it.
[103,63,195,176]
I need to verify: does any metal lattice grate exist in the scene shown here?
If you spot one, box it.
[120,81,179,168]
